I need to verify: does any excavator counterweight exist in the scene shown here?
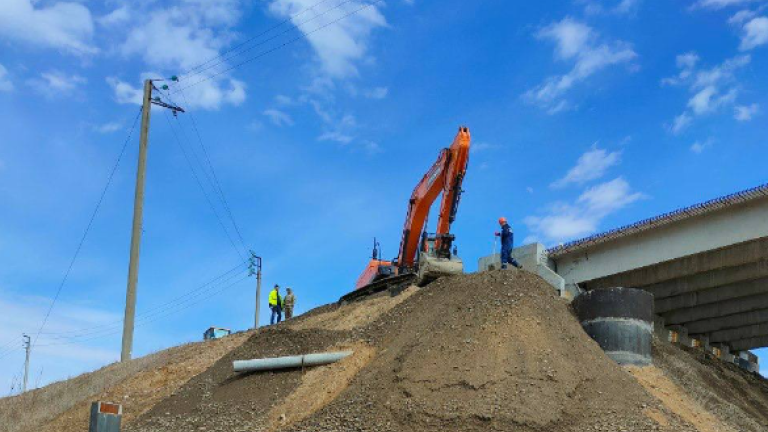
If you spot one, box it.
[340,127,471,303]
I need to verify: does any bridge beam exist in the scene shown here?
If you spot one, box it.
[583,237,768,289]
[730,335,768,351]
[642,260,768,299]
[655,276,768,313]
[707,323,768,344]
[685,308,768,334]
[662,292,768,326]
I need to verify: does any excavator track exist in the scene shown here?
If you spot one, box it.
[338,273,417,304]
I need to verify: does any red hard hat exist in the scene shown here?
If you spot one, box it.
[498,217,507,225]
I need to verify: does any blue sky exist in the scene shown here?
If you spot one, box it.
[1,0,767,390]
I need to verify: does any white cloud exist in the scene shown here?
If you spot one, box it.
[692,54,750,88]
[524,18,637,113]
[694,0,760,9]
[688,86,738,114]
[94,122,122,134]
[734,103,760,120]
[677,52,701,70]
[263,109,294,127]
[361,140,382,154]
[0,64,13,92]
[729,9,758,25]
[662,52,699,85]
[114,1,246,110]
[614,0,642,14]
[470,142,498,154]
[525,177,645,244]
[106,77,144,105]
[671,112,693,134]
[319,131,354,144]
[552,144,621,188]
[0,0,96,55]
[268,0,387,79]
[275,95,294,106]
[363,87,389,99]
[97,6,130,27]
[690,138,714,154]
[666,54,751,133]
[740,16,768,50]
[580,0,642,16]
[27,71,86,97]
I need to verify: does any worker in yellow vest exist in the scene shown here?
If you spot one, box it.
[269,284,282,325]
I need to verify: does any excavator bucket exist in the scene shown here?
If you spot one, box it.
[416,253,464,286]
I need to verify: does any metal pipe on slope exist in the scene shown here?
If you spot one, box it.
[233,351,353,373]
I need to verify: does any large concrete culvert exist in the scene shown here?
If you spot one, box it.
[573,287,655,366]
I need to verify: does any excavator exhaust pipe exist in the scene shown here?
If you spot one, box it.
[416,254,464,286]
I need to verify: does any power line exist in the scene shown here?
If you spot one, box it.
[176,89,249,253]
[173,0,384,94]
[180,0,361,83]
[162,111,246,261]
[36,274,250,348]
[180,0,340,78]
[0,339,23,361]
[29,108,143,350]
[157,87,249,256]
[40,266,247,341]
[39,261,247,338]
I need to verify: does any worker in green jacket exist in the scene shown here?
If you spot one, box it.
[269,284,282,325]
[284,287,296,320]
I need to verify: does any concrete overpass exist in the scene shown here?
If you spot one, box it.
[480,183,768,370]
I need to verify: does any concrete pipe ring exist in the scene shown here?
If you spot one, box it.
[573,287,655,366]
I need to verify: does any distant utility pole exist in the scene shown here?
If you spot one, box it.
[249,252,262,329]
[22,334,30,393]
[121,79,185,362]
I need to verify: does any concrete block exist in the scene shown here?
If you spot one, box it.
[89,402,122,432]
[478,244,566,296]
[563,283,584,301]
[667,325,692,346]
[654,315,669,341]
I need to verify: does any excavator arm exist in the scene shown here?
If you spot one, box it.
[397,126,471,270]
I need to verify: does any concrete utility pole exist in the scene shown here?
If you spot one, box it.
[121,79,185,362]
[121,80,152,363]
[22,334,30,393]
[249,252,263,328]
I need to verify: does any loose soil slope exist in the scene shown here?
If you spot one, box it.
[651,339,768,431]
[130,270,698,432]
[0,331,249,432]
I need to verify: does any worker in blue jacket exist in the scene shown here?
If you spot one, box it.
[495,217,521,270]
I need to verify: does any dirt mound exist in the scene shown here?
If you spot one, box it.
[0,331,249,432]
[128,270,700,432]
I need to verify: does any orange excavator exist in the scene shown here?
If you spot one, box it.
[340,127,471,303]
